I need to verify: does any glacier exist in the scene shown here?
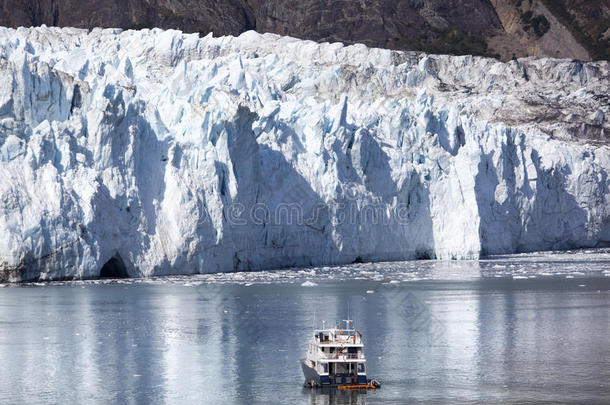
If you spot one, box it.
[0,26,609,282]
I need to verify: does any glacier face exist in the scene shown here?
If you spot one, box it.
[0,26,609,282]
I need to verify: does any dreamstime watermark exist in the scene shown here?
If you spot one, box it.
[200,182,412,227]
[379,284,445,344]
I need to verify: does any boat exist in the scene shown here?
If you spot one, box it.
[301,319,381,389]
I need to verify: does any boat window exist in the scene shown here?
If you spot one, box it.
[358,363,365,373]
[323,363,328,373]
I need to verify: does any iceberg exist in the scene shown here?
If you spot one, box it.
[0,26,608,281]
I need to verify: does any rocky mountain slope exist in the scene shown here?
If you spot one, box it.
[0,27,608,281]
[0,0,608,60]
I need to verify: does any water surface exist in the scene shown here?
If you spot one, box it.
[1,250,609,404]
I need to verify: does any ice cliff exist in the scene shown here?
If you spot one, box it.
[0,26,609,281]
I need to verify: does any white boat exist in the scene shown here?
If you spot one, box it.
[301,319,380,388]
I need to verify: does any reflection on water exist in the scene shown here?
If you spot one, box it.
[0,274,609,404]
[304,388,368,405]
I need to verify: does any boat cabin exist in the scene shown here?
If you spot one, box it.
[303,320,368,386]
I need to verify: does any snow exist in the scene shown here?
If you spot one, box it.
[0,26,609,282]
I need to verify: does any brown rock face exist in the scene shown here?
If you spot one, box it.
[0,0,254,35]
[250,0,501,49]
[0,0,607,60]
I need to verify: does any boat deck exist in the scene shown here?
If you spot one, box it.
[338,384,378,390]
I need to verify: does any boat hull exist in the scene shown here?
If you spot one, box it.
[301,359,367,387]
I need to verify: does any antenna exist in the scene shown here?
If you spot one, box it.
[343,302,353,330]
[313,310,316,330]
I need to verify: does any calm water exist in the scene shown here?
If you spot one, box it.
[1,252,609,404]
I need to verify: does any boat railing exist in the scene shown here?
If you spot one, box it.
[317,336,361,345]
[318,351,362,360]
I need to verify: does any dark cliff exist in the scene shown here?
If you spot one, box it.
[0,0,608,60]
